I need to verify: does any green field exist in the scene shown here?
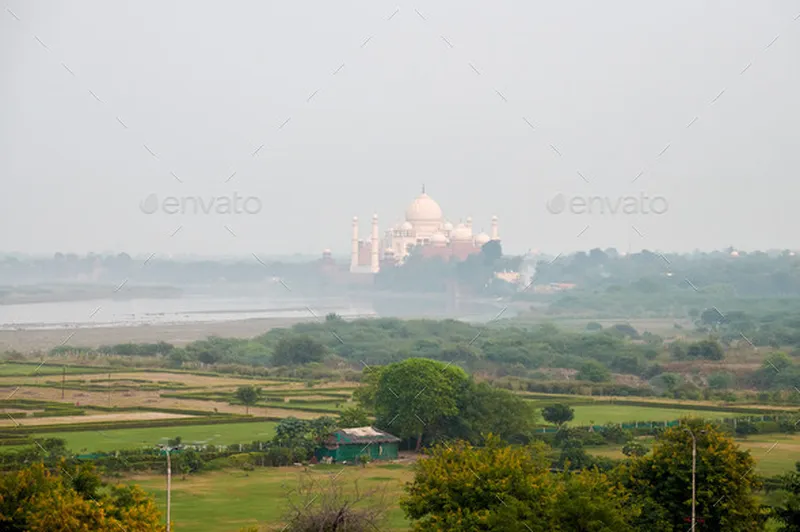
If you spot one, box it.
[131,429,800,532]
[134,463,411,531]
[0,362,107,377]
[566,405,744,426]
[588,433,800,476]
[41,421,278,453]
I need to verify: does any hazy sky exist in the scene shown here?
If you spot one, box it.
[2,1,799,258]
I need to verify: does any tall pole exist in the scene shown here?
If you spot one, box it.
[166,449,172,532]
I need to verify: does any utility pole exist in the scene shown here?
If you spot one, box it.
[683,428,705,531]
[165,448,172,532]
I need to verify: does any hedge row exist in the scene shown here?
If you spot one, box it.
[586,399,795,416]
[519,393,797,416]
[31,410,84,418]
[85,405,235,417]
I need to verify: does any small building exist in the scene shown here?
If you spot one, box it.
[315,426,401,463]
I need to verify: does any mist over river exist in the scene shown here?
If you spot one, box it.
[0,295,375,330]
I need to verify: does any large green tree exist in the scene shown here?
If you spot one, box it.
[401,436,638,531]
[371,358,469,451]
[624,420,767,531]
[542,403,575,427]
[445,381,538,444]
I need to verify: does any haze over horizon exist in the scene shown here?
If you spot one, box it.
[3,1,799,258]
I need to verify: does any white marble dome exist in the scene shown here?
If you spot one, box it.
[405,193,443,224]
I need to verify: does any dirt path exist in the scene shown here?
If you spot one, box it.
[0,386,323,420]
[0,411,191,427]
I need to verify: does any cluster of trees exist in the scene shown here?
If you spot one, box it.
[668,339,725,361]
[375,240,522,295]
[0,461,164,531]
[400,421,771,531]
[149,319,660,377]
[533,248,800,298]
[696,307,800,348]
[354,358,538,450]
[51,342,175,357]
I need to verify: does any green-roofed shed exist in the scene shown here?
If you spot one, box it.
[315,426,401,463]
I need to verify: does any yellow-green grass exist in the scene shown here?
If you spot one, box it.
[133,463,413,531]
[587,433,800,476]
[566,405,744,426]
[41,421,278,453]
[0,362,106,377]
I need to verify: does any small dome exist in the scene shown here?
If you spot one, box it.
[442,221,454,231]
[491,215,498,221]
[431,232,448,245]
[730,251,739,257]
[405,193,443,224]
[451,223,472,241]
[323,248,332,254]
[352,216,358,222]
[401,221,413,231]
[474,232,491,246]
[372,213,378,220]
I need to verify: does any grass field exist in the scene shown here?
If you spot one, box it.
[40,421,278,452]
[0,362,107,376]
[133,463,412,531]
[567,405,744,426]
[130,428,800,532]
[588,433,800,476]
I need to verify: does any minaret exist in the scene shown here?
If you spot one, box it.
[466,216,473,236]
[491,215,499,240]
[350,216,359,272]
[370,213,380,273]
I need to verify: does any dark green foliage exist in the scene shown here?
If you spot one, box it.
[337,406,371,429]
[774,462,800,531]
[622,440,649,457]
[272,335,327,366]
[576,360,611,382]
[234,385,262,414]
[687,339,725,360]
[542,404,574,427]
[734,420,759,437]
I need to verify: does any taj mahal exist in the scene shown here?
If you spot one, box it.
[347,187,499,274]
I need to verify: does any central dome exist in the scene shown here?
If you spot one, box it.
[405,193,443,224]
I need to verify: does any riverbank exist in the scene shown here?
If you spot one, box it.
[0,317,316,352]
